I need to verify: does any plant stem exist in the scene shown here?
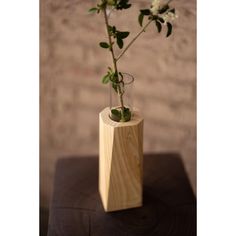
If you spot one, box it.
[102,7,125,118]
[103,8,118,73]
[116,19,152,61]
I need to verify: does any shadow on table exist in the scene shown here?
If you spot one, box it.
[47,153,196,236]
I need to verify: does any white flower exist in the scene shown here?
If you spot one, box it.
[163,11,178,24]
[150,0,161,15]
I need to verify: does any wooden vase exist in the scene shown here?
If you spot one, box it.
[99,107,143,212]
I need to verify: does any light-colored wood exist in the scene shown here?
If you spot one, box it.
[99,107,143,212]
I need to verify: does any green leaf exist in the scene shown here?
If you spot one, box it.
[114,71,119,80]
[138,13,144,27]
[117,31,130,39]
[88,7,98,13]
[157,16,164,23]
[98,1,106,9]
[158,4,169,14]
[112,82,118,92]
[166,22,172,37]
[155,21,162,33]
[116,37,123,49]
[99,42,110,48]
[110,109,121,122]
[108,25,113,32]
[140,9,151,16]
[102,74,110,84]
[108,25,114,36]
[110,71,118,82]
[107,0,116,6]
[116,0,132,10]
[121,107,131,122]
[124,4,131,9]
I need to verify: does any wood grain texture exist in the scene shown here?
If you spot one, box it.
[99,108,143,212]
[47,154,196,236]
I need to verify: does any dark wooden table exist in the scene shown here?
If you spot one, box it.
[47,153,196,236]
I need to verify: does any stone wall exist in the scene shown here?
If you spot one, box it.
[40,0,196,208]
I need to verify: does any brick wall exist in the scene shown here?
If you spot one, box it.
[40,0,196,208]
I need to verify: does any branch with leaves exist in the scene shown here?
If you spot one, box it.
[89,0,177,122]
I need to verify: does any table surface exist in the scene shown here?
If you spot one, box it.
[47,153,196,236]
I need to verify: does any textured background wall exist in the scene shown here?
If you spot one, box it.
[40,0,196,209]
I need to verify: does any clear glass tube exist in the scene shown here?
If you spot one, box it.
[109,73,134,122]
